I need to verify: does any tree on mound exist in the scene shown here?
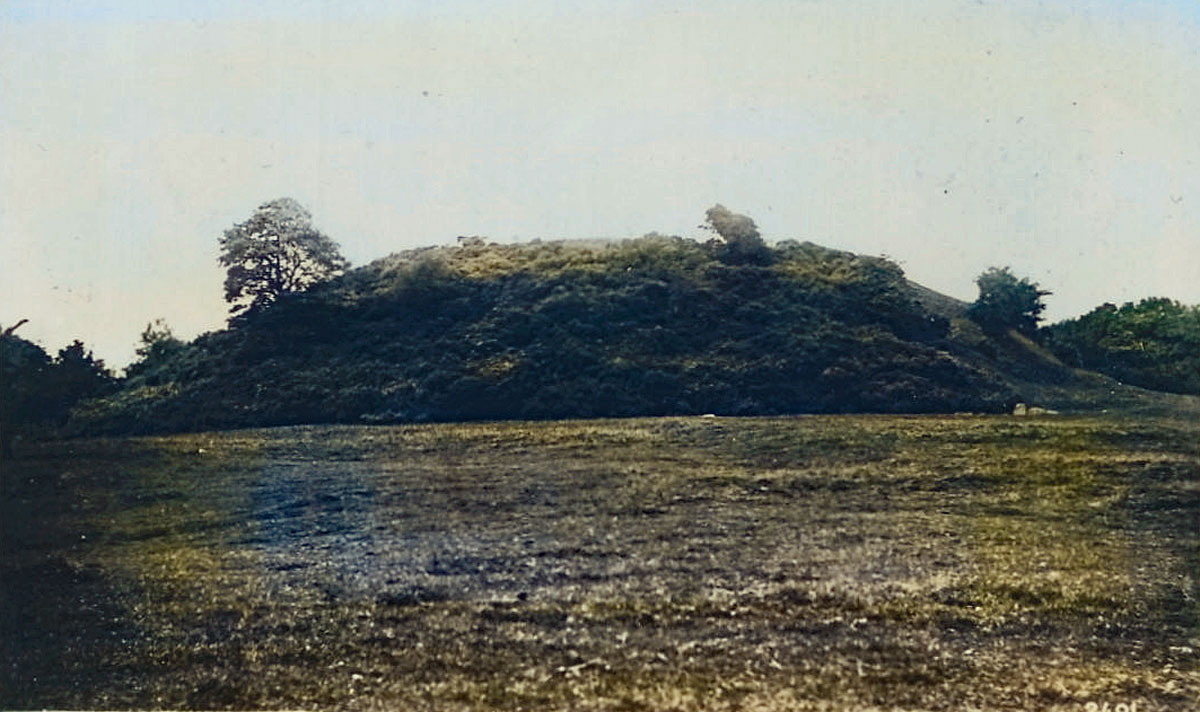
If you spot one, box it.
[125,319,188,384]
[219,198,350,315]
[702,204,773,265]
[967,266,1050,336]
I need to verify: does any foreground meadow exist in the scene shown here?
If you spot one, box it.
[2,415,1197,710]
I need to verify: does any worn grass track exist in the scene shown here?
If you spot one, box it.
[2,415,1198,710]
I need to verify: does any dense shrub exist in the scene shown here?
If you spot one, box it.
[1044,298,1200,395]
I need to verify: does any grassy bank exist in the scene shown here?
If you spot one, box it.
[2,415,1197,710]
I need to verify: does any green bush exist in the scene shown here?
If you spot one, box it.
[1045,298,1200,395]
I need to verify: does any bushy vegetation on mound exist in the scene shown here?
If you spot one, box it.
[73,236,1021,434]
[1044,298,1200,396]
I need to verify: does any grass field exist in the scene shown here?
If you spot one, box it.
[2,414,1198,710]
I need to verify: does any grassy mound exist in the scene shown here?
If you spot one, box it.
[74,236,1096,434]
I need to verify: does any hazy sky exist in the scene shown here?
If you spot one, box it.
[3,0,1199,367]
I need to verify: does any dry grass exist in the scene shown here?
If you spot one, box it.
[2,414,1198,710]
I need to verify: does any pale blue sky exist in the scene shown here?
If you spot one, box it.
[3,0,1199,366]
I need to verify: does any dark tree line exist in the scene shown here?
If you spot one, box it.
[1,322,115,458]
